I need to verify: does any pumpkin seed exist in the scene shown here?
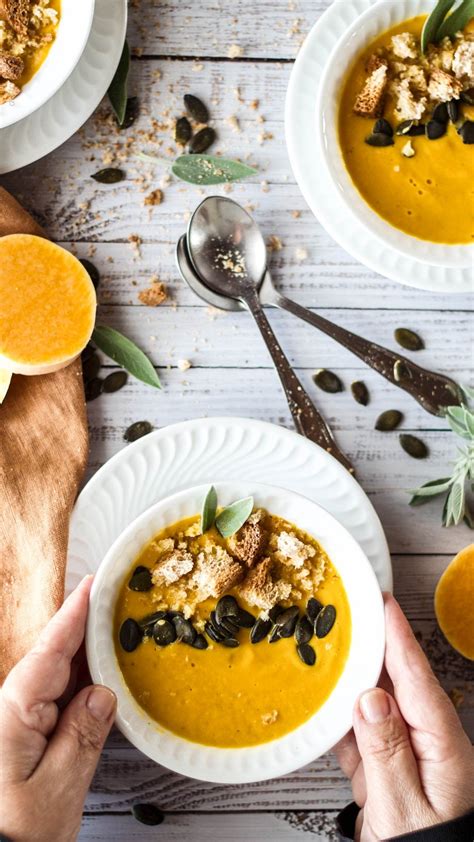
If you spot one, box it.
[315,604,336,638]
[313,368,343,394]
[215,594,239,623]
[153,619,176,646]
[175,116,192,145]
[274,606,299,638]
[132,804,164,826]
[124,420,153,442]
[396,120,425,136]
[210,610,232,639]
[80,259,100,289]
[219,617,241,636]
[121,96,140,130]
[235,607,255,628]
[103,370,128,393]
[351,380,369,406]
[128,567,153,592]
[85,377,103,402]
[399,434,429,459]
[375,409,403,432]
[394,327,424,351]
[138,610,167,630]
[461,88,474,105]
[119,618,142,652]
[173,615,196,644]
[432,102,449,123]
[393,359,412,382]
[184,94,209,123]
[205,621,226,643]
[297,642,316,666]
[221,637,239,648]
[191,633,208,649]
[82,352,100,383]
[269,625,281,643]
[426,120,447,140]
[295,615,313,645]
[269,604,284,622]
[458,121,474,144]
[91,167,125,184]
[373,118,393,137]
[365,132,394,147]
[189,126,216,153]
[250,617,272,643]
[306,597,323,623]
[447,100,459,123]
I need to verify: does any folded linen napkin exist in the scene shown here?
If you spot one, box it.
[0,187,89,682]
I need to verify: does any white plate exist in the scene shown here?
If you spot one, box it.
[0,0,127,173]
[86,481,386,784]
[67,417,392,594]
[285,0,473,294]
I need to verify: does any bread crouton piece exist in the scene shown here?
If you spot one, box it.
[353,59,388,117]
[0,80,19,104]
[192,544,243,600]
[228,509,268,569]
[0,52,24,81]
[390,32,418,61]
[428,68,463,102]
[240,557,292,612]
[392,79,427,122]
[0,0,29,39]
[152,549,194,586]
[275,531,316,569]
[452,41,474,86]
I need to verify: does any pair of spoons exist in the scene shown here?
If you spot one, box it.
[176,196,462,474]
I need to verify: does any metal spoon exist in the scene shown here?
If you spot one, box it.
[182,199,355,474]
[184,197,462,417]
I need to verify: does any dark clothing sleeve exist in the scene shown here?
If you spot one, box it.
[336,803,474,841]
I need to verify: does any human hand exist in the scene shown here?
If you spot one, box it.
[336,594,474,841]
[0,576,116,842]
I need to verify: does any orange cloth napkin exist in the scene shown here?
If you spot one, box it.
[0,187,89,682]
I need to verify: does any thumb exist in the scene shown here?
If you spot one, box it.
[353,688,423,814]
[41,685,116,797]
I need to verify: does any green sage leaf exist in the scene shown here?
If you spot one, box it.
[444,478,465,526]
[437,0,474,41]
[92,325,161,389]
[446,406,474,440]
[421,0,456,51]
[201,486,218,533]
[215,496,254,538]
[172,155,257,185]
[409,477,453,506]
[461,383,474,403]
[108,40,130,126]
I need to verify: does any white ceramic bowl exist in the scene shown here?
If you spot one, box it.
[316,0,473,270]
[86,481,385,784]
[0,0,95,129]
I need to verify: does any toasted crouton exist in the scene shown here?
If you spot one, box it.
[192,544,243,599]
[0,0,29,39]
[428,68,463,102]
[240,557,292,612]
[452,41,474,85]
[275,531,316,570]
[390,32,418,61]
[152,549,194,586]
[354,60,388,117]
[0,52,24,81]
[228,509,268,569]
[0,80,20,104]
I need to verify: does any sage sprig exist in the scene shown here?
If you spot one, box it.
[437,0,474,40]
[216,496,254,538]
[421,0,473,52]
[108,40,130,126]
[201,486,218,533]
[172,155,257,186]
[92,325,161,389]
[410,402,474,527]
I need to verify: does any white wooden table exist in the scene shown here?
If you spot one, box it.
[3,1,473,838]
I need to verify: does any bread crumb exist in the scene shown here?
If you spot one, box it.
[177,359,192,371]
[267,234,283,252]
[138,278,167,307]
[144,188,163,206]
[295,247,308,262]
[261,709,279,725]
[401,139,415,158]
[227,43,243,59]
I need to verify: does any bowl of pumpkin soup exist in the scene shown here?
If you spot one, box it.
[86,481,385,784]
[316,0,474,268]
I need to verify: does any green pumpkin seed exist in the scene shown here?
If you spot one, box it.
[234,607,256,629]
[250,617,272,643]
[91,167,125,184]
[396,120,425,136]
[432,102,449,123]
[297,642,316,666]
[124,420,153,442]
[191,633,208,649]
[447,100,459,123]
[394,327,424,351]
[365,133,394,147]
[458,121,474,144]
[427,120,447,140]
[138,610,167,630]
[184,94,209,123]
[269,625,281,643]
[313,368,343,394]
[399,434,429,459]
[215,595,239,623]
[295,615,313,645]
[128,567,153,592]
[274,606,299,638]
[205,620,225,643]
[306,597,323,623]
[80,259,100,289]
[153,619,176,646]
[82,352,100,383]
[461,88,474,105]
[351,380,369,406]
[189,126,216,153]
[315,604,336,638]
[373,118,393,137]
[102,371,128,393]
[219,617,240,635]
[221,637,239,648]
[269,604,284,623]
[85,377,103,402]
[375,409,403,432]
[172,615,196,645]
[132,804,164,826]
[119,618,142,652]
[175,116,192,145]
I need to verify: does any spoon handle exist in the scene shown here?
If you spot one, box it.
[266,286,461,417]
[244,288,355,474]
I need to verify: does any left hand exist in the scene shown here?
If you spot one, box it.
[0,576,116,842]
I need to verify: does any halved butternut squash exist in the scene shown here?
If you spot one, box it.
[0,234,96,375]
[435,544,474,660]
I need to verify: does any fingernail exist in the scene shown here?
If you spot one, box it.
[87,686,116,721]
[360,688,390,724]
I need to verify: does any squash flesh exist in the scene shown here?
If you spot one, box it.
[435,544,474,660]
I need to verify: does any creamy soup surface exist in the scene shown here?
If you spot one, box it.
[114,513,351,748]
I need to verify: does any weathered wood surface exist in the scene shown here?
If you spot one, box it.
[3,0,473,839]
